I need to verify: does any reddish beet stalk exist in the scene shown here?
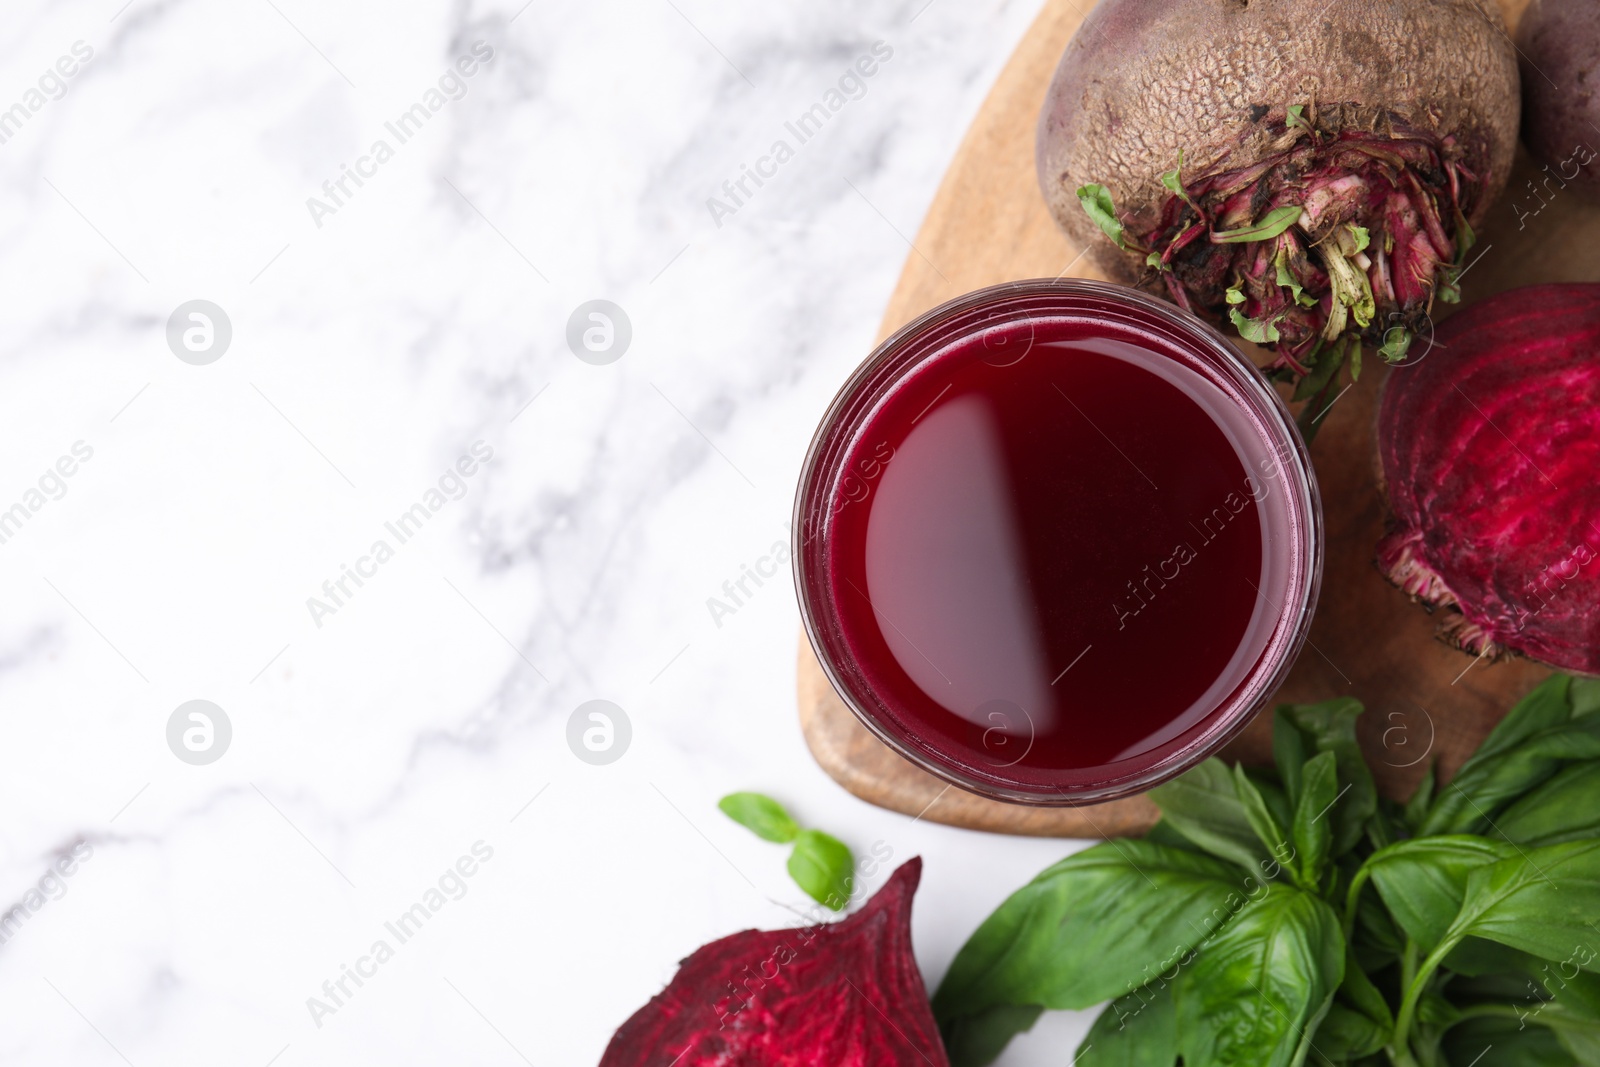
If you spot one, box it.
[600,858,949,1066]
[1378,283,1600,675]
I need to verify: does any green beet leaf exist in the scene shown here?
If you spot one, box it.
[1078,185,1129,250]
[1366,835,1514,952]
[1213,205,1303,244]
[933,840,1244,1066]
[1173,885,1344,1067]
[1495,762,1600,847]
[1076,982,1178,1067]
[785,829,852,911]
[1445,839,1600,966]
[1149,759,1273,873]
[717,792,800,843]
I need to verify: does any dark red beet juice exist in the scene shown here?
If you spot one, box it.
[795,281,1321,804]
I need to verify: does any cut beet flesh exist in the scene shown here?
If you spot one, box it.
[599,858,949,1066]
[1377,283,1600,674]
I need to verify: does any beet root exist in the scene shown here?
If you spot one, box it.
[599,858,949,1066]
[1517,0,1600,202]
[1377,284,1600,675]
[1038,0,1520,395]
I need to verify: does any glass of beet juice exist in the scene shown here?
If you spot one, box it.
[793,280,1323,805]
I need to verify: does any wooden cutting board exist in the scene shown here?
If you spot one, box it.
[798,0,1600,837]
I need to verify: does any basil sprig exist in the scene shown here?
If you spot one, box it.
[935,677,1600,1067]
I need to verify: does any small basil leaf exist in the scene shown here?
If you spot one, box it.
[1366,836,1514,952]
[717,792,800,843]
[1441,1015,1572,1067]
[1404,763,1436,831]
[1078,184,1129,249]
[786,829,852,911]
[1149,759,1271,873]
[1338,943,1394,1029]
[1281,698,1376,856]
[1272,708,1308,802]
[932,840,1245,1048]
[1448,839,1600,966]
[1495,762,1600,847]
[1314,1003,1388,1059]
[1291,752,1337,886]
[1234,764,1293,865]
[1173,886,1344,1067]
[940,1004,1044,1067]
[1076,982,1178,1067]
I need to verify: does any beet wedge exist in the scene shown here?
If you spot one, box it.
[600,857,949,1066]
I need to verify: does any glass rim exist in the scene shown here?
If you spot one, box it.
[792,278,1325,807]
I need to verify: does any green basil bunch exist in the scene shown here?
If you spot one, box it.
[933,675,1600,1067]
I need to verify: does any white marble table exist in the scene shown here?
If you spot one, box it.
[0,0,1099,1061]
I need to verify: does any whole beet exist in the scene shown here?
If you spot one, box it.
[1378,284,1600,676]
[1038,0,1519,384]
[1518,0,1600,202]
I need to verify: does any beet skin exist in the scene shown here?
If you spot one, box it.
[599,858,949,1066]
[1038,0,1520,386]
[1378,284,1600,675]
[1518,0,1600,202]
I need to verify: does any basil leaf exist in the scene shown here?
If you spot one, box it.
[1213,205,1303,243]
[1442,935,1544,977]
[1314,1003,1388,1059]
[786,829,852,910]
[1419,676,1591,836]
[1338,943,1394,1029]
[1077,982,1178,1067]
[1548,1009,1600,1064]
[1447,840,1600,965]
[1150,759,1271,873]
[940,1005,1043,1067]
[1234,765,1292,863]
[1272,708,1309,802]
[1281,698,1376,855]
[1366,836,1514,951]
[1495,763,1600,847]
[717,792,800,843]
[1173,886,1344,1067]
[1292,752,1337,887]
[1078,184,1129,249]
[932,840,1245,1054]
[1441,1015,1573,1067]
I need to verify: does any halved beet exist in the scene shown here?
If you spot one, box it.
[1378,284,1600,674]
[600,858,949,1066]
